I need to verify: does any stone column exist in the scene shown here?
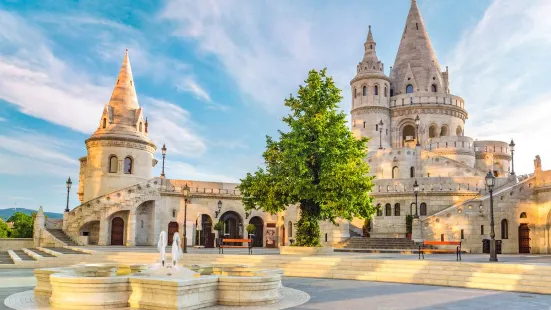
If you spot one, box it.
[126,210,137,247]
[412,218,423,242]
[34,206,45,247]
[98,219,109,246]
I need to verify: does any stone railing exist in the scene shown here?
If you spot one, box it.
[390,93,465,110]
[425,136,474,154]
[473,140,511,157]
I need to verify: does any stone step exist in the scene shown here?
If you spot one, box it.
[29,248,56,258]
[13,250,35,261]
[46,229,79,246]
[0,251,14,264]
[44,247,89,255]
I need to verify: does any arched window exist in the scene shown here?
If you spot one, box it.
[108,155,118,173]
[374,85,379,95]
[406,84,414,94]
[456,126,463,136]
[124,157,133,174]
[440,125,448,137]
[520,212,527,219]
[429,125,438,138]
[384,87,388,97]
[392,166,399,179]
[410,166,415,178]
[394,203,400,216]
[431,84,437,92]
[102,118,107,129]
[385,204,392,216]
[288,221,292,237]
[139,122,143,132]
[390,89,394,97]
[420,203,427,216]
[376,204,382,216]
[362,86,367,96]
[353,88,357,99]
[501,219,508,239]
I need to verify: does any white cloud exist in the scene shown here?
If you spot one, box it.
[164,160,238,183]
[0,117,6,122]
[178,76,211,102]
[446,0,551,173]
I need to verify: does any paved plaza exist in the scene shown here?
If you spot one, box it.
[2,268,551,310]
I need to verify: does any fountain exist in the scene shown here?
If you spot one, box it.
[5,231,310,309]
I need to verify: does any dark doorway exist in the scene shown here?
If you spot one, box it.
[281,225,286,246]
[111,217,124,245]
[168,221,179,244]
[249,216,264,247]
[195,215,214,248]
[220,211,242,245]
[519,224,530,253]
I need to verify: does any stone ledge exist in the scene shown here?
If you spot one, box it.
[279,246,334,256]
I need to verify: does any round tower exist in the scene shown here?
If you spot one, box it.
[350,26,391,150]
[82,50,156,202]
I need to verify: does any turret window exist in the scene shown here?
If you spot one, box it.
[431,84,437,92]
[354,88,357,99]
[384,87,388,97]
[124,157,133,174]
[456,126,463,136]
[440,125,449,137]
[390,89,394,96]
[394,203,401,216]
[362,86,367,96]
[406,84,414,94]
[385,204,392,216]
[420,203,427,216]
[102,118,107,129]
[374,85,379,96]
[109,155,118,173]
[429,125,438,138]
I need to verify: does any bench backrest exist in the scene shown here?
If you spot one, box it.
[222,239,251,243]
[423,241,461,245]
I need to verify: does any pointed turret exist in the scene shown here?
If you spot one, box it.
[109,49,139,111]
[390,0,444,95]
[357,26,385,74]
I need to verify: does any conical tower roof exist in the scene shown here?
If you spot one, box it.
[109,50,139,113]
[390,0,442,94]
[354,25,386,76]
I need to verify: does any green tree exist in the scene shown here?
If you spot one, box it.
[7,212,34,238]
[239,69,375,246]
[0,219,9,238]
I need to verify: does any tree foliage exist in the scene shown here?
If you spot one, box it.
[7,212,34,238]
[238,69,375,246]
[0,219,9,238]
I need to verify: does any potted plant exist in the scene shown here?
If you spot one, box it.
[406,215,413,240]
[246,224,256,238]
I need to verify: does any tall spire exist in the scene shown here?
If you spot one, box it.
[390,0,443,94]
[358,25,384,74]
[109,49,139,111]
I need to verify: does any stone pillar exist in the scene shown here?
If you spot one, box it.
[34,206,45,247]
[412,218,423,242]
[126,210,137,247]
[98,219,109,246]
[62,211,69,232]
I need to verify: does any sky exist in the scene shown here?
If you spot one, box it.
[1,0,550,214]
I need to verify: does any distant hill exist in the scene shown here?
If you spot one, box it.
[0,208,63,221]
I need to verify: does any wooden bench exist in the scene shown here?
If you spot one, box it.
[218,238,253,255]
[419,241,462,261]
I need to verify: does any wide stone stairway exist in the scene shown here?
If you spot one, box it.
[336,237,418,253]
[46,229,79,246]
[0,251,14,264]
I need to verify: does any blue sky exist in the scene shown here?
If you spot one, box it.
[1,0,550,214]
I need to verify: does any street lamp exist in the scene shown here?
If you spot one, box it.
[215,200,222,218]
[413,179,419,218]
[161,144,167,178]
[509,139,515,175]
[485,171,498,262]
[415,114,421,146]
[182,184,190,253]
[65,177,72,212]
[378,119,384,149]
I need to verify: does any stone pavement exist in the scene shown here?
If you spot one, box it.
[1,269,551,310]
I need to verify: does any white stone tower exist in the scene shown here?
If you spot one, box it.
[350,26,391,150]
[79,50,157,202]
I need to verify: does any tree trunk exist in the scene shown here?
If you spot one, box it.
[295,200,321,246]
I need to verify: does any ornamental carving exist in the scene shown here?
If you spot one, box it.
[85,139,156,153]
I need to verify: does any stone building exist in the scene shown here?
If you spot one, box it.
[351,0,551,254]
[36,0,551,254]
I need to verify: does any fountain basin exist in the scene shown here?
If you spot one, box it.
[34,267,69,297]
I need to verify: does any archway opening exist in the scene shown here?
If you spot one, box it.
[249,216,264,247]
[519,224,530,253]
[111,217,125,246]
[195,214,214,248]
[220,211,243,245]
[136,201,155,246]
[440,125,449,137]
[429,125,438,138]
[167,222,179,244]
[402,124,416,146]
[80,220,100,245]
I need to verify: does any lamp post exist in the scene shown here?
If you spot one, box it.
[413,179,419,218]
[161,144,167,178]
[378,119,384,149]
[182,184,190,253]
[485,171,498,262]
[65,177,72,212]
[509,139,515,175]
[215,200,222,218]
[415,114,421,146]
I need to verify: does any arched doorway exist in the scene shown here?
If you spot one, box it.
[220,211,243,245]
[168,222,179,244]
[195,215,214,248]
[249,216,264,247]
[111,217,124,246]
[519,224,530,253]
[402,124,416,146]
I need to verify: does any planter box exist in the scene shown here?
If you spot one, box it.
[279,246,333,256]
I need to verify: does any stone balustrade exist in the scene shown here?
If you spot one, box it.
[390,93,465,110]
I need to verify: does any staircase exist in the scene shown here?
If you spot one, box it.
[46,229,79,246]
[336,237,418,253]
